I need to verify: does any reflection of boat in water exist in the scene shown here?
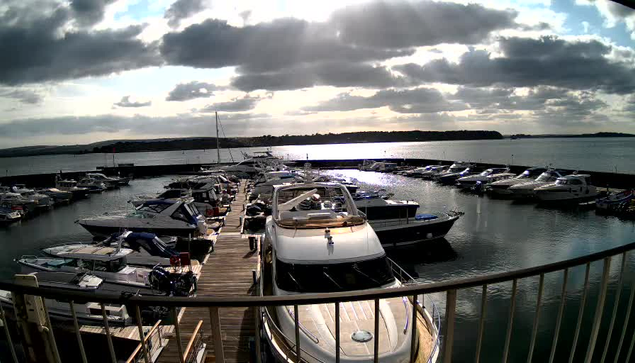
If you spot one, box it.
[261,182,439,362]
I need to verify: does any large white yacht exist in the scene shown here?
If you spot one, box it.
[534,174,599,202]
[261,183,438,362]
[456,167,510,189]
[224,151,283,177]
[507,169,564,198]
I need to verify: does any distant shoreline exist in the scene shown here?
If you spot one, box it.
[0,131,632,158]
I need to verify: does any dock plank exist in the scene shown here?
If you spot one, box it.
[158,182,259,363]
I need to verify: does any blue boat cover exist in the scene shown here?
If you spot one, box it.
[415,214,438,221]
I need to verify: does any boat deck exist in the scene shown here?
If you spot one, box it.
[157,182,260,363]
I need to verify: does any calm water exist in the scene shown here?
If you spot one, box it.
[2,170,635,361]
[2,137,635,177]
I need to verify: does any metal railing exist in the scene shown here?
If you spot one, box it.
[1,241,635,363]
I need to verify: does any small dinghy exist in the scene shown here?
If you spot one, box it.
[596,190,634,213]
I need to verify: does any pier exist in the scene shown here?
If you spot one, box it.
[157,182,259,363]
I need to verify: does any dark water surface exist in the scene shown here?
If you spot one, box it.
[2,171,635,362]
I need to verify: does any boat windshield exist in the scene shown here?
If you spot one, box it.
[137,202,171,214]
[536,172,556,182]
[517,170,532,179]
[479,169,493,176]
[275,256,395,293]
[275,186,365,228]
[448,165,464,173]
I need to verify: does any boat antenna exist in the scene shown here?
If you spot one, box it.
[215,111,221,164]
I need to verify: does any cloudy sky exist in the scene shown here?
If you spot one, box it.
[0,0,634,148]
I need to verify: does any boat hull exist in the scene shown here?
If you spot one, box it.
[356,204,419,220]
[79,221,198,238]
[371,215,459,248]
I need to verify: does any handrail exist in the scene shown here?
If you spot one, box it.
[2,241,634,307]
[182,320,203,362]
[126,319,162,363]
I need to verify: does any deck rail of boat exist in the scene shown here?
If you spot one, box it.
[2,240,635,363]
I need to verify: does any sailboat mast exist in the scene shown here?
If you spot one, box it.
[215,111,220,164]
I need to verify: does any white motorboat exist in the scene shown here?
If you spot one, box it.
[87,172,131,188]
[78,198,208,238]
[456,167,510,189]
[433,161,471,180]
[0,189,37,214]
[224,151,283,177]
[0,272,175,327]
[13,185,54,210]
[39,188,73,204]
[77,177,107,193]
[508,169,564,198]
[0,206,22,225]
[535,174,599,203]
[486,168,547,196]
[261,182,438,362]
[416,165,448,179]
[359,160,399,172]
[21,243,197,295]
[55,177,90,199]
[131,187,221,217]
[596,190,635,213]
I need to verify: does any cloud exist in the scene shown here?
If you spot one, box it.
[0,88,44,104]
[0,3,160,85]
[70,0,116,26]
[161,18,411,73]
[329,1,518,49]
[231,62,406,91]
[165,0,208,28]
[113,95,151,108]
[396,36,635,94]
[0,113,271,139]
[200,93,270,112]
[166,81,224,101]
[303,88,467,113]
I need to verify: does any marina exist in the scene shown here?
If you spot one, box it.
[1,152,635,362]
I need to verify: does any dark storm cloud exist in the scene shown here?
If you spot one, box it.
[166,81,224,101]
[200,94,269,112]
[0,88,43,104]
[0,113,271,138]
[113,95,151,108]
[396,36,635,94]
[624,95,635,112]
[329,1,518,49]
[0,2,160,85]
[165,0,207,28]
[161,18,412,73]
[231,62,405,91]
[70,0,115,26]
[302,88,467,113]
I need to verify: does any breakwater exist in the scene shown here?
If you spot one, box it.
[1,158,634,190]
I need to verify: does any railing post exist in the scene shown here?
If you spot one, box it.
[443,289,457,363]
[135,305,151,363]
[0,303,19,363]
[549,268,569,363]
[69,301,88,363]
[569,262,591,363]
[584,257,612,363]
[294,305,301,361]
[40,300,62,363]
[601,252,627,363]
[335,302,341,363]
[374,298,380,363]
[100,303,117,363]
[527,273,545,363]
[172,307,185,363]
[254,306,262,363]
[475,285,487,363]
[502,279,518,363]
[614,281,635,363]
[209,307,225,363]
[410,294,418,363]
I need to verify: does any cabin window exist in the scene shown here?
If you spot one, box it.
[138,203,171,214]
[171,206,191,223]
[275,256,395,293]
[570,179,583,185]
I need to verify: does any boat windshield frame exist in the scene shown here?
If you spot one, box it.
[275,255,395,293]
[273,184,365,229]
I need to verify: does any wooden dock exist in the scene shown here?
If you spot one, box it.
[158,182,259,363]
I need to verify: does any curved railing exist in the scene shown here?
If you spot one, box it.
[1,241,635,363]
